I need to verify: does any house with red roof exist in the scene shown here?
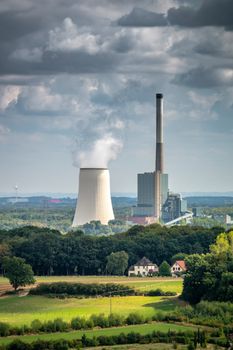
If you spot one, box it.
[171,260,187,276]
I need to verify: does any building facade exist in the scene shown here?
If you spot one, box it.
[170,260,186,276]
[128,257,158,277]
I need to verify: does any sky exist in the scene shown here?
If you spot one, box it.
[0,0,232,195]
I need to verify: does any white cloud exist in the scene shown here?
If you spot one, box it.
[20,85,64,112]
[0,86,21,111]
[47,17,101,54]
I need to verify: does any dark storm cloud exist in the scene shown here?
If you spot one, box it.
[173,67,233,88]
[168,0,233,28]
[117,7,167,27]
[0,49,118,76]
[194,39,233,59]
[0,11,43,43]
[117,0,233,28]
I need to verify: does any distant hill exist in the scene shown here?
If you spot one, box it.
[182,192,233,197]
[185,196,233,207]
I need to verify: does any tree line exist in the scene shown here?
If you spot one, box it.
[0,224,223,276]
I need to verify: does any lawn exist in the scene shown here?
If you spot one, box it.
[0,322,198,345]
[0,276,183,294]
[0,295,178,326]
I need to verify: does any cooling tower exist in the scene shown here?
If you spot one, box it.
[72,168,115,226]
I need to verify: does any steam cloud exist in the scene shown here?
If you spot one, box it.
[72,110,124,168]
[73,133,123,168]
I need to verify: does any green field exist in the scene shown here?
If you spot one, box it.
[36,276,183,293]
[0,294,179,326]
[0,276,183,294]
[0,322,197,345]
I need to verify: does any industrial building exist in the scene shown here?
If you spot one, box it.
[131,93,188,225]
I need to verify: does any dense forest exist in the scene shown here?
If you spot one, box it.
[0,224,223,275]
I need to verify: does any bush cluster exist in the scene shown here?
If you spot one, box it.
[152,300,233,328]
[30,282,136,297]
[0,329,222,350]
[145,288,177,296]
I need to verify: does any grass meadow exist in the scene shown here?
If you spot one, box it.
[0,322,198,345]
[0,294,179,325]
[0,276,183,326]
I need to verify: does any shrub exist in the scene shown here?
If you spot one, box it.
[145,288,176,296]
[30,319,42,333]
[108,313,124,327]
[90,314,109,328]
[53,319,69,332]
[126,313,144,325]
[71,316,85,330]
[0,322,10,337]
[6,339,31,350]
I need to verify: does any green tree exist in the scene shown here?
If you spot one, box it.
[0,243,11,274]
[210,231,233,259]
[159,261,171,276]
[182,232,233,304]
[2,256,35,290]
[171,253,187,264]
[106,251,129,275]
[182,254,210,304]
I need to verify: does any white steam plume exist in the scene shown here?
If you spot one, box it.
[73,133,123,168]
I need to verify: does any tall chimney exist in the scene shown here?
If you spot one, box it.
[155,93,163,173]
[154,93,164,219]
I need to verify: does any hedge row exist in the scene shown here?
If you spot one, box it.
[30,282,136,297]
[1,329,226,350]
[0,313,151,337]
[144,289,176,296]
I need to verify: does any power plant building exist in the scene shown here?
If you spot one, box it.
[162,193,181,223]
[133,172,168,217]
[132,93,185,224]
[132,93,168,222]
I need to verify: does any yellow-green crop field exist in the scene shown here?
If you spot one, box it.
[0,276,183,328]
[0,295,179,326]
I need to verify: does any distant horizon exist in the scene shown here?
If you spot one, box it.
[1,191,233,199]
